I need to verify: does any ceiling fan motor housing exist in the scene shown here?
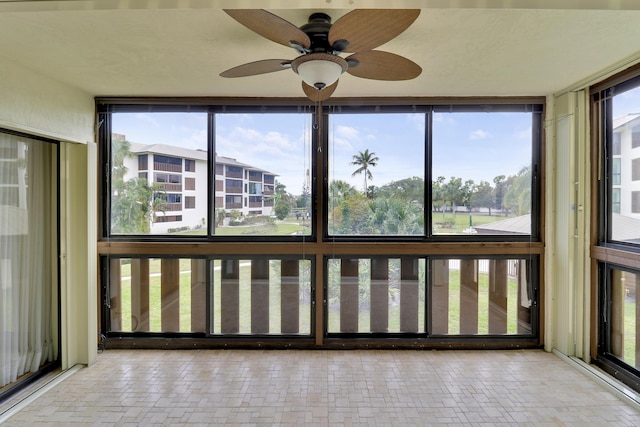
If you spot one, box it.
[300,13,332,52]
[298,13,349,54]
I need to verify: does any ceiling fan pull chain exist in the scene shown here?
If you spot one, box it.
[313,99,319,130]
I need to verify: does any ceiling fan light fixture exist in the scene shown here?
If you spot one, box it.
[291,53,347,90]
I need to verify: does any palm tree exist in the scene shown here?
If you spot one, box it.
[350,149,379,193]
[329,179,356,204]
[111,136,131,181]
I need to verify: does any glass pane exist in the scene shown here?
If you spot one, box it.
[111,112,208,235]
[214,114,312,236]
[326,257,426,333]
[611,86,640,244]
[432,112,533,235]
[610,268,640,368]
[108,257,206,333]
[430,258,533,335]
[327,113,425,236]
[210,258,312,335]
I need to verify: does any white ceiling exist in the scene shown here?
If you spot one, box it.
[1,0,640,99]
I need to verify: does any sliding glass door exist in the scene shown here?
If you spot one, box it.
[0,130,58,396]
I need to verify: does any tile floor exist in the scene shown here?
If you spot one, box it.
[2,349,640,426]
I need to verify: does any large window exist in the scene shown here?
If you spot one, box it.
[432,109,536,237]
[110,112,207,235]
[105,105,539,241]
[600,84,640,245]
[327,112,425,236]
[213,113,312,237]
[594,67,640,391]
[599,265,640,374]
[98,100,542,349]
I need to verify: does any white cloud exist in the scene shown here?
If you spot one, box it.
[406,113,426,131]
[134,113,159,127]
[433,113,456,126]
[219,127,297,159]
[515,127,532,140]
[263,131,292,150]
[335,125,360,140]
[180,128,207,150]
[469,129,489,140]
[331,125,360,151]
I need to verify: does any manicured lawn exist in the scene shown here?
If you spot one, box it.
[175,219,311,236]
[433,213,513,234]
[172,214,514,236]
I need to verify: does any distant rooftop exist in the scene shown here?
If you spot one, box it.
[474,214,530,235]
[129,142,207,161]
[121,137,276,175]
[612,213,640,243]
[613,113,640,130]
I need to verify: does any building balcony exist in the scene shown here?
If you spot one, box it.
[160,183,182,192]
[154,163,182,173]
[226,171,243,179]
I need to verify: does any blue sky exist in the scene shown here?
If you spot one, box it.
[328,113,425,191]
[113,112,208,151]
[432,112,531,185]
[113,110,533,194]
[613,85,640,117]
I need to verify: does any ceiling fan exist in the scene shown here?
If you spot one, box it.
[219,9,422,101]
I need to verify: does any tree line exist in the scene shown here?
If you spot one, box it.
[430,167,531,217]
[324,149,531,235]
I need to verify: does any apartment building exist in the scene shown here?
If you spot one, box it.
[119,136,276,233]
[213,155,276,221]
[613,114,640,217]
[611,114,640,244]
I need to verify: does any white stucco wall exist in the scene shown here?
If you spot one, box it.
[0,59,94,144]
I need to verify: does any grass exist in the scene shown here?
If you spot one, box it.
[116,259,527,336]
[172,214,513,236]
[446,270,520,335]
[624,298,637,367]
[433,213,512,234]
[174,219,311,236]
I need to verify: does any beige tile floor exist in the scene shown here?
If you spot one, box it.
[2,349,640,426]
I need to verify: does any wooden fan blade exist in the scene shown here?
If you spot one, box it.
[329,10,420,53]
[224,9,310,49]
[346,51,421,81]
[302,80,338,102]
[220,59,291,78]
